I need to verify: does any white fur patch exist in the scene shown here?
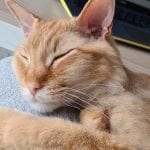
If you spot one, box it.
[30,102,61,113]
[21,87,63,113]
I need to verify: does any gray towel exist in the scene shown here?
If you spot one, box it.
[0,57,39,114]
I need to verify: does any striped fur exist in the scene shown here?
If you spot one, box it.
[0,0,149,149]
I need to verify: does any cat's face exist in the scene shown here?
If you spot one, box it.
[7,0,119,112]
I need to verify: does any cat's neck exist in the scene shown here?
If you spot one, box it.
[94,66,150,101]
[125,68,150,99]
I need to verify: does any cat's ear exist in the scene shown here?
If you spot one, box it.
[77,0,115,38]
[5,0,39,36]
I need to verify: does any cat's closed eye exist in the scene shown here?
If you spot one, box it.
[21,54,28,60]
[19,53,29,62]
[50,48,76,67]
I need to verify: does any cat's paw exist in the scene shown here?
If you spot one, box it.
[0,107,20,120]
[0,107,11,114]
[80,106,110,132]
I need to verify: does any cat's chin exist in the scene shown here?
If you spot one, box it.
[30,102,62,113]
[21,88,63,113]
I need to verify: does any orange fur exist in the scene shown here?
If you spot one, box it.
[0,0,149,149]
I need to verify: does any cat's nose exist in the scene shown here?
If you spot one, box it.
[27,83,44,96]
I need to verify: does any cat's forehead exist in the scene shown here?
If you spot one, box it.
[27,19,75,47]
[21,18,89,66]
[22,19,75,54]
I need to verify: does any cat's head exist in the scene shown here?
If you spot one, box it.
[6,0,125,112]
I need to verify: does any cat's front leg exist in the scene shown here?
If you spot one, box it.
[80,105,110,132]
[0,108,129,150]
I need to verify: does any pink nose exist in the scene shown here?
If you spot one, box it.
[27,83,44,95]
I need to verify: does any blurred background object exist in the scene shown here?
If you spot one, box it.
[60,0,150,50]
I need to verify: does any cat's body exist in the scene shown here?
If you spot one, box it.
[0,0,149,149]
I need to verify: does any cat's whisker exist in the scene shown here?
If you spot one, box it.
[64,102,82,111]
[62,91,92,107]
[64,88,104,108]
[65,87,99,102]
[62,95,82,111]
[78,83,121,89]
[65,92,97,107]
[63,94,109,116]
[62,95,95,112]
[62,93,84,106]
[64,101,109,123]
[64,92,103,111]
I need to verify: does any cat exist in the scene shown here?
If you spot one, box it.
[0,0,149,149]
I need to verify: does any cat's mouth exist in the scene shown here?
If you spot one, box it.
[35,93,64,105]
[28,97,64,113]
[21,87,65,112]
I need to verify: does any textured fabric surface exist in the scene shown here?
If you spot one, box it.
[0,57,39,115]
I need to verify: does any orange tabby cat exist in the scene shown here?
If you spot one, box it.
[0,0,149,149]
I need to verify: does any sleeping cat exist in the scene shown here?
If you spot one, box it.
[0,0,149,149]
